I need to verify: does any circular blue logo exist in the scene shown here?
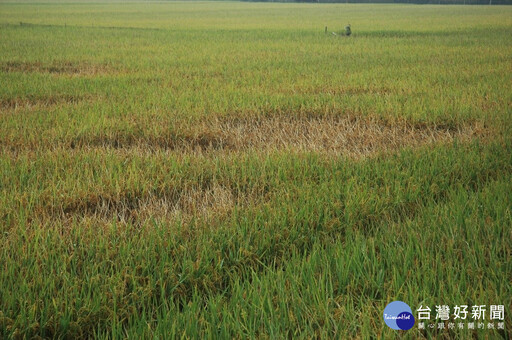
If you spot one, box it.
[383,301,415,330]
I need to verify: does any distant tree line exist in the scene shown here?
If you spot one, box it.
[241,0,511,4]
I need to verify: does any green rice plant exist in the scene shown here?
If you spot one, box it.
[0,2,510,339]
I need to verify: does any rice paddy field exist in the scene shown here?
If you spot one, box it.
[0,1,511,338]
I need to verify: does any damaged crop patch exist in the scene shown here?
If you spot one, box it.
[169,114,487,157]
[0,94,86,112]
[0,61,116,76]
[18,114,487,157]
[48,184,241,227]
[1,114,488,157]
[68,130,228,152]
[281,85,392,96]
